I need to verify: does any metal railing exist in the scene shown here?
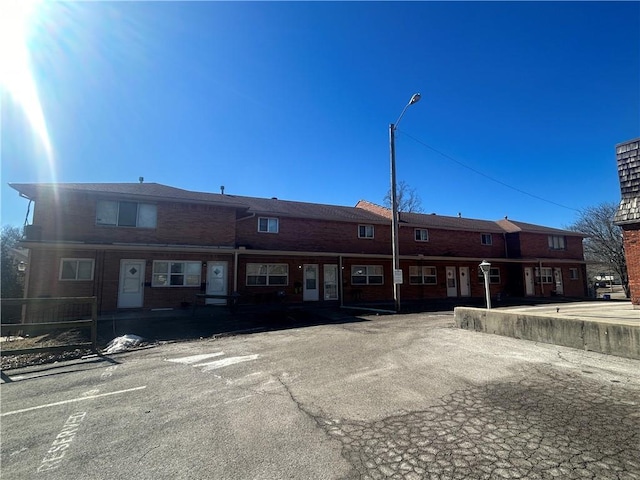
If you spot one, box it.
[1,297,97,356]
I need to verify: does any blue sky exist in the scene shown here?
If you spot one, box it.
[2,1,639,230]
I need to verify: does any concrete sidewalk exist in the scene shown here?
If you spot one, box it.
[499,300,639,325]
[455,300,639,359]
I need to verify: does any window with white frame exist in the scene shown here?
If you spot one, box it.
[96,200,157,228]
[246,263,288,286]
[152,261,201,287]
[548,235,566,250]
[481,233,493,245]
[409,266,437,285]
[414,229,429,242]
[60,258,94,281]
[535,267,554,284]
[358,225,375,239]
[569,268,579,280]
[477,266,500,284]
[351,265,383,285]
[258,217,279,233]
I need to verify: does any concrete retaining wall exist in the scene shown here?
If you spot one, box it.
[454,307,640,360]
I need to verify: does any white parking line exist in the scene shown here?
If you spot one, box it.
[166,352,225,364]
[1,386,147,417]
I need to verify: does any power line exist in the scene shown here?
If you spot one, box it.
[399,130,580,212]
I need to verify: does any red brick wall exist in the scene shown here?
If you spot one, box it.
[622,227,640,306]
[399,228,506,258]
[25,247,236,312]
[518,233,584,259]
[236,217,392,254]
[33,191,236,246]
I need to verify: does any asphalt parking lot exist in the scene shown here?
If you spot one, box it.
[1,311,639,479]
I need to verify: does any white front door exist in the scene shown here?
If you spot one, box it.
[323,264,339,300]
[206,262,228,305]
[118,259,145,308]
[554,268,564,295]
[524,267,535,296]
[303,264,319,301]
[446,266,458,297]
[459,267,470,297]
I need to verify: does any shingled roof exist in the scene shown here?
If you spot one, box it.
[9,182,581,234]
[613,138,640,226]
[8,182,389,224]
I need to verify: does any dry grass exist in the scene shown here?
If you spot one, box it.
[1,329,94,370]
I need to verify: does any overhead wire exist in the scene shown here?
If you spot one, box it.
[398,130,581,213]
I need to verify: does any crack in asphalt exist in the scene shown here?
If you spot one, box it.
[280,366,640,480]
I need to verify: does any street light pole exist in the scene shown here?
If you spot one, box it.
[479,260,492,309]
[389,93,421,313]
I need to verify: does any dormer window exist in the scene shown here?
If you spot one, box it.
[258,217,279,233]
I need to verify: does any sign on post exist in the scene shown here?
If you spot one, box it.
[394,269,404,285]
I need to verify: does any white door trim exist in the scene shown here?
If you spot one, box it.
[554,268,564,295]
[117,259,145,308]
[524,267,535,296]
[303,264,319,301]
[459,267,470,297]
[446,266,458,297]
[323,264,339,300]
[206,261,228,305]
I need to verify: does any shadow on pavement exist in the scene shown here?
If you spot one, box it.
[98,305,370,345]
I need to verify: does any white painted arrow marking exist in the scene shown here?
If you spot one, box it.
[165,352,225,364]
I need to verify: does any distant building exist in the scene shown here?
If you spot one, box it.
[613,138,640,307]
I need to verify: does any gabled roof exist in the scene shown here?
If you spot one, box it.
[495,218,584,236]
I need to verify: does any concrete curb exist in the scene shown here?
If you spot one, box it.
[454,307,640,360]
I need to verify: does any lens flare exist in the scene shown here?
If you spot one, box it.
[0,0,53,160]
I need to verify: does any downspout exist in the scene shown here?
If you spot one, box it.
[539,259,544,296]
[233,250,239,293]
[339,255,344,308]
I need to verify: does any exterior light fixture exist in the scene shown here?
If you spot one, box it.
[389,93,421,313]
[479,260,491,309]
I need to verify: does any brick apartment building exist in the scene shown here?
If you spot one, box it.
[614,138,640,308]
[10,182,588,314]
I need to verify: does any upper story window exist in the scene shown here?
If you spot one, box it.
[409,266,437,285]
[478,266,501,284]
[358,225,375,239]
[548,235,566,250]
[414,229,429,242]
[258,217,279,233]
[481,233,493,246]
[152,261,201,287]
[96,200,157,228]
[351,265,383,285]
[59,258,94,281]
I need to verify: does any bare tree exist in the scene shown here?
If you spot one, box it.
[1,225,24,299]
[567,203,629,297]
[383,181,424,213]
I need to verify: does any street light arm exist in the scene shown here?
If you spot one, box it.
[393,93,421,129]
